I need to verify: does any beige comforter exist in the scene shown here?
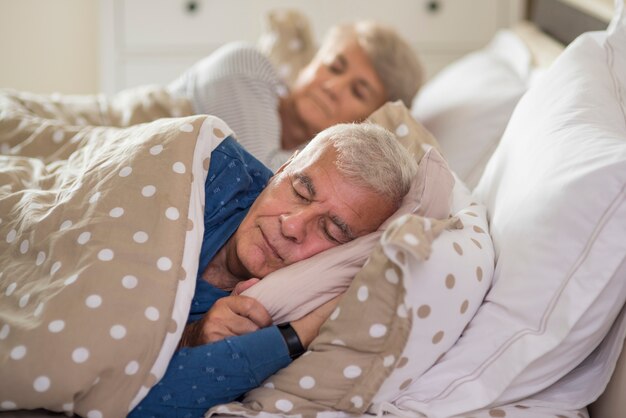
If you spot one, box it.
[0,87,228,417]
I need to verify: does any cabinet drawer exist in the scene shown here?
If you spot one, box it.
[122,0,289,51]
[122,0,508,52]
[386,0,507,48]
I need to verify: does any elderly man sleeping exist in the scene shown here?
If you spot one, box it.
[129,122,417,417]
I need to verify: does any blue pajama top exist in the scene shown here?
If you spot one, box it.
[130,136,291,418]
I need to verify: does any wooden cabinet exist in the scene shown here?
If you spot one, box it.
[99,0,525,94]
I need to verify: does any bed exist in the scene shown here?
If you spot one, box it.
[0,0,624,417]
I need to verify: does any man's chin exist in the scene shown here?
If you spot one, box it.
[245,260,286,279]
[240,254,274,280]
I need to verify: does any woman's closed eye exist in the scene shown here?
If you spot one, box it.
[352,83,367,101]
[328,63,343,74]
[327,55,347,74]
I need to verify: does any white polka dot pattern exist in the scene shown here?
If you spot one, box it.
[72,348,89,363]
[145,307,160,321]
[299,376,315,389]
[77,232,91,245]
[110,325,126,340]
[125,361,139,375]
[157,257,172,271]
[97,249,114,261]
[85,295,102,309]
[211,176,493,418]
[36,251,46,265]
[33,376,50,392]
[0,88,206,417]
[50,262,61,275]
[133,231,149,243]
[122,275,138,289]
[48,320,65,333]
[109,207,124,218]
[64,274,78,286]
[275,399,293,412]
[10,346,27,360]
[141,185,156,197]
[216,208,417,416]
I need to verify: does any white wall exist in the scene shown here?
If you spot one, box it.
[0,0,98,94]
[0,0,618,96]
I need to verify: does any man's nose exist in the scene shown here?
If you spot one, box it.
[279,210,312,243]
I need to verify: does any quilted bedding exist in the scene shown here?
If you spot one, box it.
[0,87,228,417]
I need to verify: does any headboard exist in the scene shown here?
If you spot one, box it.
[528,0,611,44]
[512,0,613,69]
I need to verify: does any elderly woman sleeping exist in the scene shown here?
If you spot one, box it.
[168,20,423,170]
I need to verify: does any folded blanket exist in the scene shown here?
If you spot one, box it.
[0,88,225,417]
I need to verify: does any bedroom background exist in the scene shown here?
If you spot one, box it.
[0,0,624,417]
[0,0,531,95]
[0,0,98,94]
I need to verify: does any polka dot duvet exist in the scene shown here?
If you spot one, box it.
[0,89,227,417]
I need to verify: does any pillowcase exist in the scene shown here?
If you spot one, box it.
[370,177,494,413]
[257,9,316,87]
[243,101,455,324]
[392,4,626,417]
[411,30,532,189]
[209,213,464,417]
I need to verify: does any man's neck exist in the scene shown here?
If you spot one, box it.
[200,241,242,291]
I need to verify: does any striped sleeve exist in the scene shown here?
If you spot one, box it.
[168,42,290,170]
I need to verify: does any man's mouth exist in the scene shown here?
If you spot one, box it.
[260,228,283,262]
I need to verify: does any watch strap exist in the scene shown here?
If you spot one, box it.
[277,322,305,360]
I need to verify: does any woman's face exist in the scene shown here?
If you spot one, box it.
[290,39,388,138]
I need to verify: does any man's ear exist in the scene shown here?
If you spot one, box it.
[274,150,299,176]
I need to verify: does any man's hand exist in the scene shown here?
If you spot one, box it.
[231,278,260,296]
[179,295,272,348]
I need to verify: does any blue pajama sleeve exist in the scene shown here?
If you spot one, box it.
[129,326,291,418]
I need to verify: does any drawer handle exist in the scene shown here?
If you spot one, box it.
[426,0,441,13]
[185,0,200,15]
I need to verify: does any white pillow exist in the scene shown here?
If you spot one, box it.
[391,3,626,417]
[371,177,494,413]
[411,30,532,189]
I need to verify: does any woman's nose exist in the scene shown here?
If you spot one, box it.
[322,75,349,100]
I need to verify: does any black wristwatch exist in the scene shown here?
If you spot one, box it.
[277,322,305,360]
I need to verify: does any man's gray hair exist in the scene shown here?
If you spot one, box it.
[290,123,417,208]
[319,21,424,107]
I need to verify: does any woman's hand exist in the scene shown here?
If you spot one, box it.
[178,295,272,348]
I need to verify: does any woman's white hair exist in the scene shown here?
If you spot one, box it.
[318,21,424,107]
[289,123,417,208]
